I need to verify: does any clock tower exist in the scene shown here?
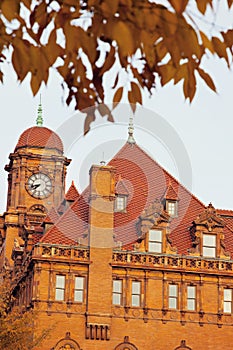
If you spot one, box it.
[1,104,70,266]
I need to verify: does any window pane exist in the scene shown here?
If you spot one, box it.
[149,230,162,241]
[56,275,65,288]
[132,295,140,307]
[55,289,64,301]
[224,289,232,301]
[132,281,140,294]
[203,234,216,246]
[169,285,177,297]
[187,299,195,311]
[187,286,195,298]
[149,242,162,253]
[203,247,216,257]
[169,298,177,309]
[113,280,122,293]
[74,290,83,302]
[113,294,121,305]
[224,301,231,313]
[75,277,84,289]
[167,202,176,216]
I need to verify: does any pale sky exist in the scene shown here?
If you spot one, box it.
[0,2,233,213]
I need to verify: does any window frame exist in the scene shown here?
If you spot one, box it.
[55,275,66,301]
[203,233,216,258]
[131,280,141,307]
[166,200,178,217]
[148,229,163,253]
[74,276,85,303]
[112,279,123,306]
[187,285,196,311]
[115,195,127,212]
[223,288,232,314]
[168,284,178,309]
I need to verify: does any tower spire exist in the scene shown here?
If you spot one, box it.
[36,95,43,126]
[127,116,136,144]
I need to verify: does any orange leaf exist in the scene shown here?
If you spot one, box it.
[99,46,116,76]
[12,40,30,82]
[197,67,216,92]
[113,87,123,109]
[128,82,142,111]
[212,37,229,64]
[1,0,20,21]
[183,63,196,102]
[227,0,233,8]
[158,61,176,86]
[112,21,135,57]
[196,0,212,14]
[0,71,3,83]
[84,110,96,135]
[168,0,188,14]
[200,31,214,53]
[30,73,42,96]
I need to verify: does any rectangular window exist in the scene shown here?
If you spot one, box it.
[55,275,65,301]
[131,281,141,307]
[168,284,178,309]
[74,276,84,302]
[224,289,232,313]
[203,234,216,257]
[148,230,162,253]
[187,285,196,311]
[167,201,177,217]
[115,196,126,212]
[113,280,122,305]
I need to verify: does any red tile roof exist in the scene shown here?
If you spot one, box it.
[65,181,79,201]
[115,177,129,195]
[43,207,59,224]
[163,182,179,200]
[15,126,63,153]
[41,143,208,255]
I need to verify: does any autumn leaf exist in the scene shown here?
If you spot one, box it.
[196,0,212,14]
[197,67,216,92]
[168,0,189,14]
[99,46,116,76]
[113,87,123,109]
[84,110,96,135]
[1,0,20,21]
[0,71,3,83]
[128,82,142,112]
[112,21,135,56]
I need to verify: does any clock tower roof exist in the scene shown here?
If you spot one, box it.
[15,126,64,153]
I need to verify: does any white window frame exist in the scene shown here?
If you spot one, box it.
[203,234,216,258]
[224,288,232,313]
[112,280,123,306]
[166,200,177,217]
[55,275,65,301]
[168,284,178,309]
[148,229,162,253]
[74,276,84,302]
[131,281,141,307]
[187,285,196,311]
[115,195,127,212]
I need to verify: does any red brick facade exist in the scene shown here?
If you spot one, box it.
[1,123,233,349]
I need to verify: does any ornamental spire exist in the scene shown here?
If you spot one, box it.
[36,95,43,126]
[127,116,136,144]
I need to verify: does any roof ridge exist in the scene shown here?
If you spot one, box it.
[119,143,206,209]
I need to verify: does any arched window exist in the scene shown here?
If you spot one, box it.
[115,336,138,350]
[51,332,81,350]
[174,340,192,350]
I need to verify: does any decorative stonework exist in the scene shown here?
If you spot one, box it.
[136,198,176,254]
[85,323,110,340]
[114,336,138,350]
[174,340,192,350]
[51,332,81,350]
[189,203,230,259]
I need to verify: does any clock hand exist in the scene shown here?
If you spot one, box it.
[30,184,40,190]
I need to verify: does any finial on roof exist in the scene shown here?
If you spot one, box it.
[127,116,136,144]
[36,94,43,126]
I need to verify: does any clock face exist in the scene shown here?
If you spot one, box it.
[27,173,53,199]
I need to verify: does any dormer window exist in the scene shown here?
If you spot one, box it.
[166,200,177,217]
[115,195,127,212]
[148,229,162,253]
[203,234,216,258]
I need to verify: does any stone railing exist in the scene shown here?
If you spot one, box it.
[112,251,233,274]
[32,243,90,261]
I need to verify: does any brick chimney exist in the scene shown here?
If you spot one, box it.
[86,164,116,340]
